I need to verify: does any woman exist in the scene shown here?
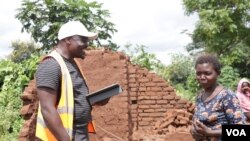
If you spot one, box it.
[190,54,246,141]
[236,78,250,121]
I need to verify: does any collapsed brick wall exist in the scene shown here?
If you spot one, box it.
[19,80,38,141]
[77,50,131,141]
[19,49,195,141]
[127,65,195,141]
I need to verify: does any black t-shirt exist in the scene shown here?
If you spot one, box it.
[36,57,91,131]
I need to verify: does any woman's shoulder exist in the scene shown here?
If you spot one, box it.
[219,88,238,100]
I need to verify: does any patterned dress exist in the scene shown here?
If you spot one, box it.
[193,89,246,141]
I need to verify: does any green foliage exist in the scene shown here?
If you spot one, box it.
[183,0,250,77]
[164,54,200,101]
[8,40,40,63]
[218,65,240,91]
[15,0,118,50]
[122,43,163,71]
[0,54,40,140]
[183,0,250,52]
[165,54,194,85]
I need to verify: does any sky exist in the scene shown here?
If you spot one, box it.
[0,0,198,65]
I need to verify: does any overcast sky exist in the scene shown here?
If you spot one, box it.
[0,0,198,65]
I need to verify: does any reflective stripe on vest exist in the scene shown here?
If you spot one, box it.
[36,50,75,141]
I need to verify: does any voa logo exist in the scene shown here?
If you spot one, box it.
[226,129,246,136]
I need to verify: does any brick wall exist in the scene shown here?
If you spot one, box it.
[18,49,194,141]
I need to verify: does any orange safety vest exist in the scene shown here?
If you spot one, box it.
[36,50,95,141]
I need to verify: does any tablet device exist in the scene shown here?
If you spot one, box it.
[87,83,122,105]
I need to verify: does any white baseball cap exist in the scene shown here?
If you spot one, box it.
[58,20,98,40]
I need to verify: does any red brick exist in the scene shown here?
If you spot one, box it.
[142,117,154,121]
[163,95,175,100]
[128,68,136,74]
[144,91,155,96]
[131,109,137,114]
[138,78,149,82]
[138,96,150,100]
[138,121,150,126]
[163,86,174,92]
[163,104,174,108]
[156,108,167,112]
[138,92,145,96]
[140,100,156,104]
[150,95,162,100]
[145,82,156,87]
[139,87,146,91]
[129,74,136,79]
[24,87,33,94]
[129,83,137,87]
[129,78,136,83]
[139,83,145,86]
[169,92,176,96]
[137,69,148,74]
[175,104,185,109]
[149,105,161,108]
[170,100,176,104]
[175,95,181,100]
[152,77,164,82]
[157,82,168,86]
[131,104,138,109]
[139,113,150,117]
[19,127,29,137]
[151,87,162,92]
[178,99,188,104]
[156,92,167,96]
[139,105,150,109]
[20,104,33,115]
[130,87,137,91]
[144,109,155,113]
[148,113,163,117]
[130,92,137,96]
[156,100,168,104]
[20,92,36,101]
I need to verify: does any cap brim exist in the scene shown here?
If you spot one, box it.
[80,32,98,40]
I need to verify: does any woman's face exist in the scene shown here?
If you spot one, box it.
[195,63,219,89]
[241,82,250,94]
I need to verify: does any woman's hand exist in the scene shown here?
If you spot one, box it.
[194,120,211,137]
[190,124,204,140]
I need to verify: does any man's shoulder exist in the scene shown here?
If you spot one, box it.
[37,57,61,72]
[40,57,59,66]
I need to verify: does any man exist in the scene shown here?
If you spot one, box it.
[35,21,106,141]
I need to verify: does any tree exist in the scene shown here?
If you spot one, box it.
[165,54,194,86]
[122,43,163,71]
[218,65,240,91]
[183,0,250,77]
[8,40,39,63]
[15,0,118,50]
